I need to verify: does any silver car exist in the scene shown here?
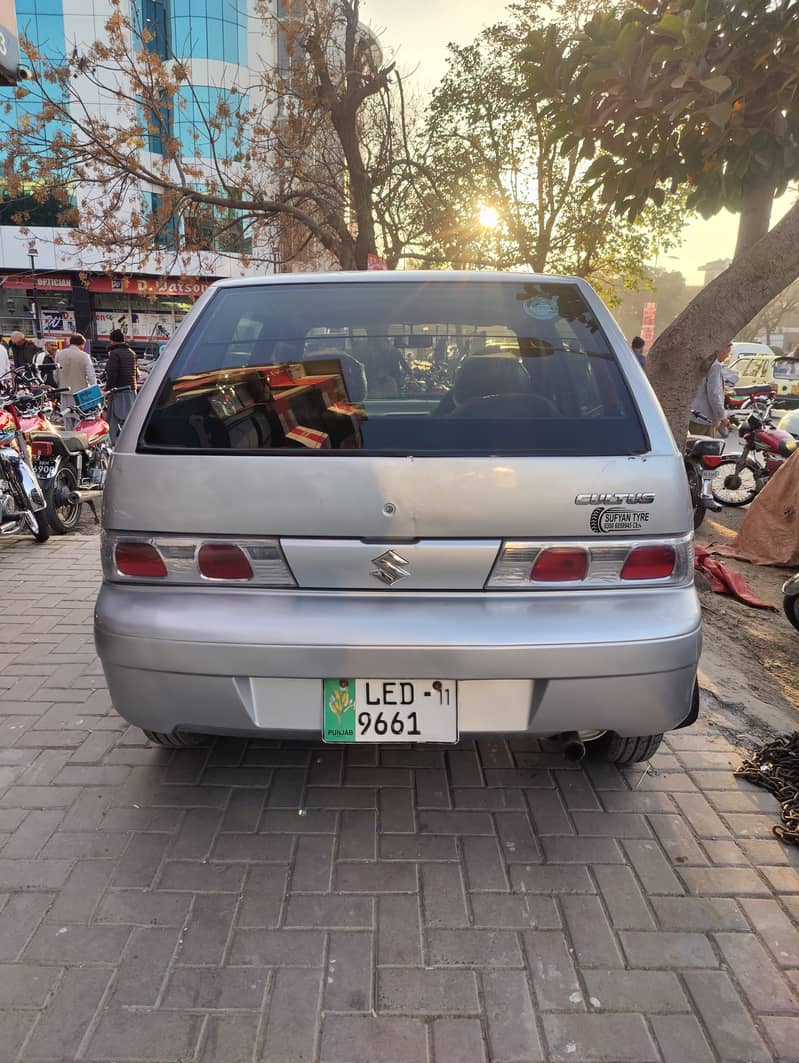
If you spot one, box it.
[95,272,700,763]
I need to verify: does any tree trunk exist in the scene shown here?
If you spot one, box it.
[647,199,799,443]
[734,178,775,260]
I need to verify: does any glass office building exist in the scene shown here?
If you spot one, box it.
[0,0,268,345]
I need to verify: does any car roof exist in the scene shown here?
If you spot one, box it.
[210,270,585,289]
[730,342,774,356]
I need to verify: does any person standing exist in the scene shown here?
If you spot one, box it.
[689,342,732,437]
[7,331,40,371]
[631,336,646,368]
[34,339,60,387]
[57,333,97,429]
[0,338,9,384]
[105,328,138,442]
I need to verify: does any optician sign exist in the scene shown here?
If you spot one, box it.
[0,274,73,290]
[0,0,21,86]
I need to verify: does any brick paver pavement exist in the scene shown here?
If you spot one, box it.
[1,533,798,1062]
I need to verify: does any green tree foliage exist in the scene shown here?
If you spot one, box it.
[521,0,799,438]
[522,0,799,253]
[417,1,685,293]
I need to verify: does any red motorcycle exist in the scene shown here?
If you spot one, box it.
[724,382,777,411]
[0,380,50,542]
[29,384,110,534]
[711,400,798,507]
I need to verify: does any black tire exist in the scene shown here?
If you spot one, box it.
[30,512,50,542]
[685,463,706,530]
[711,461,758,506]
[783,595,799,633]
[589,732,664,765]
[142,729,205,748]
[44,465,81,534]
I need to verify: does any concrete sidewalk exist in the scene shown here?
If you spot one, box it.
[0,534,798,1062]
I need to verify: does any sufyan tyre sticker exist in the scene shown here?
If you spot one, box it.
[590,508,651,534]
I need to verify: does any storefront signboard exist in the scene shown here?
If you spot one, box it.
[41,308,76,336]
[86,276,214,296]
[0,274,73,291]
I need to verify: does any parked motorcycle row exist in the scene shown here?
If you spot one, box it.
[0,364,112,542]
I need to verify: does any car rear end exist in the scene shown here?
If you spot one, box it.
[95,273,699,753]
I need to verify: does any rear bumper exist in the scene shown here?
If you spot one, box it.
[95,584,702,738]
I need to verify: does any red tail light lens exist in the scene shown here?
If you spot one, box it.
[621,546,675,581]
[701,454,724,469]
[115,542,167,578]
[31,441,53,457]
[198,543,253,581]
[531,547,588,582]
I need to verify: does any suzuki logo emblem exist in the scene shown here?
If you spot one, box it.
[371,549,410,586]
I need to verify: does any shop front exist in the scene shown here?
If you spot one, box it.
[0,273,76,341]
[86,276,216,353]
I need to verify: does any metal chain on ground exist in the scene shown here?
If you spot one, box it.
[735,732,799,845]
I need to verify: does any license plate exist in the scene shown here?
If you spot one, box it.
[323,678,457,743]
[34,462,55,479]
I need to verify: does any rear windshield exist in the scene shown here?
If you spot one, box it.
[140,280,647,456]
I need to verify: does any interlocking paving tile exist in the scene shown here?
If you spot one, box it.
[0,534,797,1061]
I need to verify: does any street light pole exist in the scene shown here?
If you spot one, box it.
[28,246,40,341]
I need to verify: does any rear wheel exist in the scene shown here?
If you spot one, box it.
[589,732,663,765]
[711,460,759,506]
[783,594,799,633]
[45,465,81,534]
[142,729,205,748]
[684,462,705,529]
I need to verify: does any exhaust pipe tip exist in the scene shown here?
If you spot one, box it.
[560,731,587,763]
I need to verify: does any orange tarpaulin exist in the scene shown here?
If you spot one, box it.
[713,449,799,567]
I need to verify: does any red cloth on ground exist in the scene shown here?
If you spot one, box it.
[695,545,775,610]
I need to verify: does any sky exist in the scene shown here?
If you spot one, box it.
[361,0,794,286]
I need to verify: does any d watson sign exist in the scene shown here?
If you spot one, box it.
[0,0,21,86]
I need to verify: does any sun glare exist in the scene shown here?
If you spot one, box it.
[478,204,500,229]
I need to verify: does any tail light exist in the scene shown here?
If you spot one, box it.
[487,535,692,589]
[531,547,588,582]
[198,543,253,581]
[102,533,295,587]
[31,441,54,457]
[621,546,675,581]
[115,542,168,579]
[700,454,724,469]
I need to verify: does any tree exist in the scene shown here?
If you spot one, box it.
[1,0,427,272]
[737,280,799,349]
[522,0,799,439]
[416,2,684,290]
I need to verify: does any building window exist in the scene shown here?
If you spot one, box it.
[138,0,170,58]
[143,91,172,155]
[149,192,178,247]
[174,86,248,159]
[0,185,74,227]
[170,0,247,66]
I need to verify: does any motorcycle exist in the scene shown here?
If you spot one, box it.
[783,574,799,633]
[724,382,776,411]
[711,399,798,507]
[0,383,50,543]
[7,371,61,435]
[29,383,110,534]
[684,434,725,529]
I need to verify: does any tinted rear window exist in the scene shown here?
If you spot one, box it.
[140,280,647,455]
